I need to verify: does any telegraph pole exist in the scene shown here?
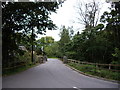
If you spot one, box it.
[31,27,34,63]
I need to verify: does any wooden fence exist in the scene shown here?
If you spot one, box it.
[67,59,120,72]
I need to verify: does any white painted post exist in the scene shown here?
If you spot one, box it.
[109,64,111,70]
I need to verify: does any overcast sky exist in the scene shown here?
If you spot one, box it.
[37,0,111,41]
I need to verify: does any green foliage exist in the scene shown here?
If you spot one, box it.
[35,36,55,55]
[38,36,54,46]
[2,2,60,67]
[37,26,74,58]
[17,52,31,65]
[3,62,38,76]
[58,26,73,57]
[68,63,120,81]
[35,48,42,55]
[111,48,120,64]
[112,48,120,58]
[44,42,61,58]
[57,2,120,65]
[100,2,120,48]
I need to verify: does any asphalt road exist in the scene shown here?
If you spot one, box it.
[3,59,119,89]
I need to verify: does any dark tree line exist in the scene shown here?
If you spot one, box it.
[57,2,120,64]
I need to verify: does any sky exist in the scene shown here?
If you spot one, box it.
[37,0,111,41]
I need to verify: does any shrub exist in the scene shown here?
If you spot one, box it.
[17,51,32,65]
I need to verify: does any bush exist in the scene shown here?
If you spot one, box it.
[33,52,39,63]
[17,51,32,65]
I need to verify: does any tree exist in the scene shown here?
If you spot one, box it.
[100,1,120,63]
[36,36,54,55]
[39,36,54,45]
[112,48,120,64]
[44,42,60,58]
[75,0,101,29]
[2,2,61,67]
[100,1,120,48]
[59,26,72,57]
[64,1,120,64]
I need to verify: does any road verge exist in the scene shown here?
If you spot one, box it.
[65,63,120,84]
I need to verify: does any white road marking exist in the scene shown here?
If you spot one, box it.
[73,87,81,90]
[73,86,78,89]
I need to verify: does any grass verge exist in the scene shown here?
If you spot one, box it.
[2,63,40,76]
[48,57,58,59]
[67,62,120,81]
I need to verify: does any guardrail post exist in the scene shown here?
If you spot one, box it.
[63,56,68,63]
[109,64,111,70]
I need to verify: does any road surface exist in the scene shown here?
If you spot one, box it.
[3,59,119,89]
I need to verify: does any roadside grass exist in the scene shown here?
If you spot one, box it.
[67,62,120,81]
[2,63,40,76]
[48,57,58,59]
